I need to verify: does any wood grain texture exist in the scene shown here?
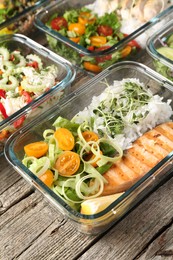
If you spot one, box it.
[78,178,173,260]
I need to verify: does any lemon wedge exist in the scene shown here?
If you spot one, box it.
[80,192,124,215]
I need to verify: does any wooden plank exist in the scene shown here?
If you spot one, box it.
[139,225,173,259]
[0,189,97,260]
[0,155,21,194]
[77,178,173,260]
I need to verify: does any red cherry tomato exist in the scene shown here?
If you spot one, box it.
[13,115,26,128]
[124,34,141,49]
[22,91,32,103]
[51,17,68,31]
[27,61,39,69]
[97,25,113,36]
[95,46,112,63]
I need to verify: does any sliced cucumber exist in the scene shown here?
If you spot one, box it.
[167,33,173,46]
[157,47,173,61]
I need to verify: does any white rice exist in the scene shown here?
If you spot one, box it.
[74,78,173,150]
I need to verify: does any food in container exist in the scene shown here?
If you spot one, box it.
[0,33,75,154]
[5,61,173,234]
[0,0,49,35]
[34,0,173,73]
[147,20,173,82]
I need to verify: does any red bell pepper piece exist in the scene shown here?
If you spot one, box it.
[0,102,8,119]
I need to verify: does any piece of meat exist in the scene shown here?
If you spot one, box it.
[102,122,173,195]
[131,0,148,22]
[143,0,165,21]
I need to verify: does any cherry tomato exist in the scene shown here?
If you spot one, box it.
[13,115,25,129]
[39,169,54,187]
[97,25,113,36]
[68,23,85,36]
[83,61,102,73]
[69,37,80,43]
[95,46,112,63]
[51,17,68,31]
[22,91,32,103]
[55,151,80,176]
[82,131,99,142]
[121,45,132,58]
[27,61,39,69]
[124,34,141,49]
[24,141,48,158]
[87,46,95,51]
[78,12,96,25]
[90,36,107,47]
[54,128,75,151]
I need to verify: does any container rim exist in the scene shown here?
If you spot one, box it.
[34,0,173,57]
[146,19,173,70]
[4,61,173,221]
[0,33,76,131]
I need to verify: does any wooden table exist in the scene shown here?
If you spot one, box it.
[0,39,173,259]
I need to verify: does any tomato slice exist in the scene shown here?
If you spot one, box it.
[124,34,141,49]
[83,61,102,73]
[39,169,54,187]
[68,23,85,36]
[90,36,107,47]
[27,61,39,69]
[97,25,113,36]
[22,91,32,103]
[51,17,68,31]
[95,46,112,63]
[24,141,48,158]
[54,128,75,151]
[13,115,26,129]
[82,131,99,142]
[55,151,80,176]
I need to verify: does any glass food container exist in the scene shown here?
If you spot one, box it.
[5,61,173,235]
[0,0,50,35]
[146,19,173,82]
[34,0,173,74]
[0,33,76,154]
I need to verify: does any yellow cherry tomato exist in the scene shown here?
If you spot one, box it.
[55,151,80,176]
[68,23,85,35]
[90,36,107,47]
[39,169,54,187]
[24,141,48,158]
[54,128,75,151]
[78,12,96,25]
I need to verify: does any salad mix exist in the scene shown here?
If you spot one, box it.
[0,46,59,142]
[46,7,140,73]
[153,32,173,81]
[22,78,172,213]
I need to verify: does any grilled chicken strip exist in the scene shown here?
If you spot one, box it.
[102,122,173,195]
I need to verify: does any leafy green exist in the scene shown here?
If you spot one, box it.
[53,116,80,135]
[63,9,79,23]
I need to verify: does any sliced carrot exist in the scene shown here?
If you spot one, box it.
[24,141,48,158]
[39,169,54,187]
[83,61,102,73]
[55,151,80,176]
[54,128,75,151]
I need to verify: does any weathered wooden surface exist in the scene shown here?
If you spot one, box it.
[1,27,173,259]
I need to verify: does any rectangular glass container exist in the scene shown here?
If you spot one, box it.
[0,0,50,35]
[0,33,76,154]
[5,61,173,235]
[146,20,173,82]
[34,0,173,74]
